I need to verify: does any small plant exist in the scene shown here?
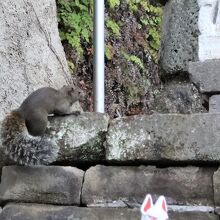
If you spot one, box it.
[57,0,93,56]
[121,51,144,70]
[127,0,163,61]
[106,19,121,37]
[105,43,115,60]
[107,0,120,9]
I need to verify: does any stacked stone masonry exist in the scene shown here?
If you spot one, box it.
[0,112,220,219]
[1,0,220,219]
[0,165,220,219]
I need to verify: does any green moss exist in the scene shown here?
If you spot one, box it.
[106,19,121,37]
[121,51,144,70]
[107,0,121,9]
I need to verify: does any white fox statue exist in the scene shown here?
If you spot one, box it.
[140,194,169,220]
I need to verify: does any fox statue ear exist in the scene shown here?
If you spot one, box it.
[154,195,168,213]
[141,194,153,214]
[154,195,169,220]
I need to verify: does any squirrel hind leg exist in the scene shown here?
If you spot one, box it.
[25,116,47,136]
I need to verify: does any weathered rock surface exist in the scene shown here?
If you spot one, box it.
[106,113,220,163]
[213,168,220,206]
[209,95,220,113]
[0,166,84,205]
[189,60,220,93]
[152,81,205,113]
[0,203,139,220]
[160,0,199,74]
[0,203,218,220]
[169,211,218,220]
[82,165,214,207]
[0,0,72,120]
[48,113,109,163]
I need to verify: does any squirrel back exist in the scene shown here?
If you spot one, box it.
[0,85,83,166]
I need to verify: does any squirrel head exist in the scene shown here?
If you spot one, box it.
[60,85,85,104]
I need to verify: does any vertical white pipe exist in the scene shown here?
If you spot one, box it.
[93,0,105,113]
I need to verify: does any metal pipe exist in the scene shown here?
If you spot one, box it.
[93,0,105,113]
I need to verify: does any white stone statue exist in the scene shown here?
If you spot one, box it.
[197,0,220,61]
[140,194,168,220]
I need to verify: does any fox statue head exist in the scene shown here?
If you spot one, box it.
[140,194,168,220]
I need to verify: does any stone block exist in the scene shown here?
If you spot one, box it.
[0,203,218,220]
[209,95,220,113]
[213,168,220,206]
[197,0,220,61]
[106,113,220,163]
[189,60,220,93]
[169,211,218,220]
[82,165,214,207]
[160,0,199,75]
[199,36,220,62]
[49,113,109,163]
[0,203,139,220]
[0,166,84,205]
[152,81,205,113]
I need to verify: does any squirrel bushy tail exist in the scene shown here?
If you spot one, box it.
[1,111,59,165]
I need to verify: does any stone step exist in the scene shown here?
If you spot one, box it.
[1,165,219,207]
[189,60,220,93]
[82,165,215,207]
[1,113,220,167]
[106,113,220,164]
[0,203,218,220]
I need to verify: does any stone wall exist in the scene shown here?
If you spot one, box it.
[1,0,220,219]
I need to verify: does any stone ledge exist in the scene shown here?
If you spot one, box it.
[0,203,139,220]
[0,166,84,205]
[49,112,109,163]
[0,113,109,167]
[82,165,214,207]
[106,113,220,163]
[0,203,218,220]
[189,60,220,93]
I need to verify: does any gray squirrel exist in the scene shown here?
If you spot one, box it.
[0,85,84,166]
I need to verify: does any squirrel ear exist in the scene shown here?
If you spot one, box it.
[141,194,153,214]
[155,196,168,213]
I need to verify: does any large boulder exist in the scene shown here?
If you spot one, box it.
[0,0,71,120]
[106,113,220,163]
[160,0,199,75]
[0,166,84,205]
